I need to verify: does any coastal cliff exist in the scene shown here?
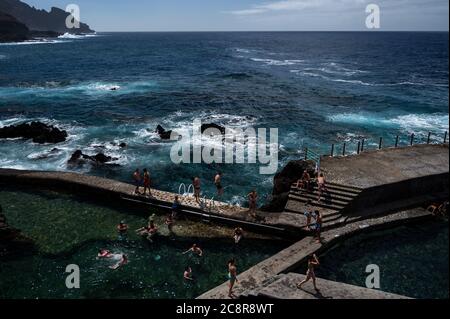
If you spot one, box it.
[0,11,29,42]
[0,0,94,36]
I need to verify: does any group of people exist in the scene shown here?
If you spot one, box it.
[125,168,325,295]
[296,170,328,202]
[304,200,323,243]
[181,245,239,298]
[133,168,152,196]
[110,214,245,297]
[132,169,261,220]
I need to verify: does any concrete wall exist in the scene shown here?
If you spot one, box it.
[345,172,449,216]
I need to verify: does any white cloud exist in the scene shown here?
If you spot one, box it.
[230,0,367,16]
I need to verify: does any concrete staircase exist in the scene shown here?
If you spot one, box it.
[284,182,363,230]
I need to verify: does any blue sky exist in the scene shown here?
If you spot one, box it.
[25,0,449,31]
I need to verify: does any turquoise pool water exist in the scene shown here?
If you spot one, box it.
[296,221,449,299]
[0,189,286,299]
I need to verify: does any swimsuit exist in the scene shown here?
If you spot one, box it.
[143,174,150,187]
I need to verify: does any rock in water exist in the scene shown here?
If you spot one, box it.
[261,160,316,212]
[201,123,226,135]
[155,125,173,140]
[0,121,68,144]
[68,150,118,166]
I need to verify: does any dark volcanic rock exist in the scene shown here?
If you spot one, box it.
[119,142,127,148]
[0,121,68,144]
[201,123,226,135]
[0,11,29,42]
[0,0,94,34]
[261,160,316,212]
[155,125,174,140]
[68,150,118,166]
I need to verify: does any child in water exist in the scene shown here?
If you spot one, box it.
[109,254,128,270]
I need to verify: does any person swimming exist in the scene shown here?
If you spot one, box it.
[117,221,128,240]
[165,213,174,233]
[183,266,194,281]
[97,249,113,258]
[109,254,128,270]
[233,227,244,244]
[182,244,203,257]
[147,220,158,242]
[227,258,238,298]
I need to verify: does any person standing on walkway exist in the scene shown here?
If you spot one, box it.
[297,254,320,292]
[227,258,238,298]
[214,172,224,197]
[133,169,142,195]
[248,190,258,219]
[193,177,201,203]
[317,172,327,202]
[172,195,181,219]
[143,168,152,197]
[313,210,322,243]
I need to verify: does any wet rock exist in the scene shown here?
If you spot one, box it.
[0,121,68,144]
[201,123,226,135]
[119,142,127,148]
[155,125,174,140]
[68,150,118,166]
[261,160,316,212]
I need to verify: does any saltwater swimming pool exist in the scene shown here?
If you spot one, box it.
[0,188,287,299]
[295,221,449,299]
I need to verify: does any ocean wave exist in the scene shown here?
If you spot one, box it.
[328,113,449,133]
[0,80,156,98]
[293,70,448,88]
[251,58,304,66]
[58,32,98,39]
[0,39,71,46]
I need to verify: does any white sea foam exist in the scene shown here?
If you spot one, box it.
[57,33,97,39]
[328,113,449,133]
[251,58,304,66]
[0,39,70,46]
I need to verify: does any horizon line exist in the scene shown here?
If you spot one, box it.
[93,30,450,33]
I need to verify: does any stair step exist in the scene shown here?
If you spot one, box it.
[322,214,344,223]
[291,186,359,199]
[289,194,346,210]
[289,192,352,206]
[290,188,358,202]
[291,183,362,194]
[327,182,363,192]
[285,200,339,215]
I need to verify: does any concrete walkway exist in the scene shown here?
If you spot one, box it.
[198,207,431,299]
[322,144,449,188]
[255,273,409,299]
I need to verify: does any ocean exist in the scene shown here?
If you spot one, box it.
[0,32,448,204]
